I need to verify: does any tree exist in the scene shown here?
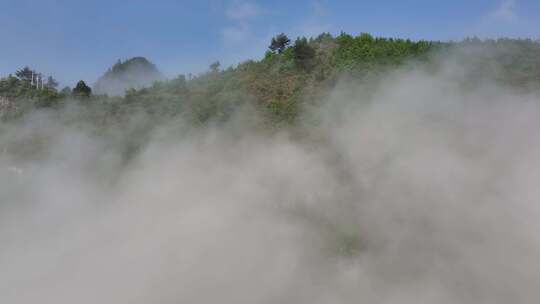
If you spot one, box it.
[210,61,221,73]
[15,66,34,82]
[73,80,91,98]
[269,33,291,54]
[314,32,333,43]
[293,37,316,70]
[46,76,59,89]
[0,75,21,98]
[112,59,123,73]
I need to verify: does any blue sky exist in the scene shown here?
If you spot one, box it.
[1,0,539,87]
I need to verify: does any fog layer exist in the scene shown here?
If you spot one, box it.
[1,52,540,304]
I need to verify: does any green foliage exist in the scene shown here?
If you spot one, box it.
[3,32,540,129]
[0,71,61,109]
[264,50,275,60]
[269,33,291,54]
[266,98,299,125]
[293,37,316,71]
[73,80,92,98]
[334,32,435,72]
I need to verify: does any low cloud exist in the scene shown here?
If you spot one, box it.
[2,45,540,303]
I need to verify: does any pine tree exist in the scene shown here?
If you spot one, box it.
[269,33,291,54]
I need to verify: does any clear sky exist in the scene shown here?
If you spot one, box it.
[1,0,539,87]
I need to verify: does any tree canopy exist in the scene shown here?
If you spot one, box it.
[73,80,92,98]
[2,32,540,125]
[269,33,291,54]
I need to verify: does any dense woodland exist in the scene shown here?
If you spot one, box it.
[2,32,540,126]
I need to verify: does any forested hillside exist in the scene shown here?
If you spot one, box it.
[2,32,540,125]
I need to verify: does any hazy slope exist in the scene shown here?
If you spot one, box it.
[93,57,164,96]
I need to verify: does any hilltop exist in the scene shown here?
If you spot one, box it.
[93,57,164,96]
